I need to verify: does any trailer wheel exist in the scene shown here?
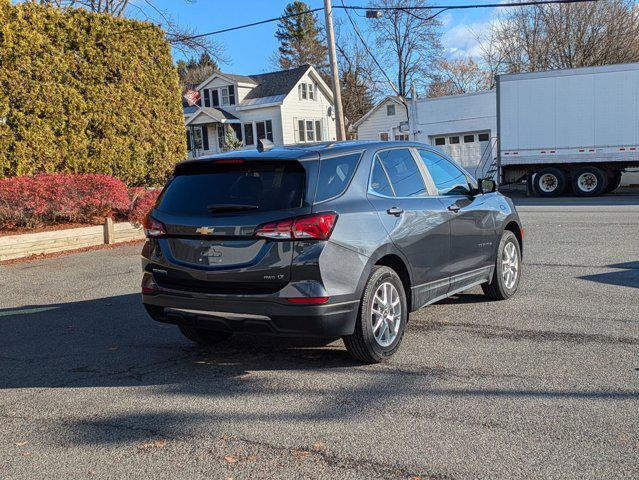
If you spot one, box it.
[604,172,622,193]
[534,168,566,197]
[572,166,607,196]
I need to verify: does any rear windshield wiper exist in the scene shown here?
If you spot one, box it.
[206,204,259,213]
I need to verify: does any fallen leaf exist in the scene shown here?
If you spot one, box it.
[20,452,31,457]
[410,476,422,480]
[138,439,166,451]
[14,441,27,447]
[224,455,238,464]
[293,449,311,459]
[88,469,96,475]
[312,442,324,451]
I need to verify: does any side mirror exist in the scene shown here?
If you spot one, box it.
[479,178,497,194]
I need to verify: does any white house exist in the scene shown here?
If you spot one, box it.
[411,90,497,173]
[352,96,410,142]
[184,64,336,158]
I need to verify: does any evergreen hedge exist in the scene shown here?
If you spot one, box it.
[0,0,186,185]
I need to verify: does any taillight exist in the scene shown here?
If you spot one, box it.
[143,214,166,238]
[255,212,337,240]
[141,273,158,294]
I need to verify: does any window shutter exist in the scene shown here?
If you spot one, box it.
[212,90,219,107]
[293,118,299,142]
[201,126,209,150]
[266,120,273,141]
[298,85,302,100]
[315,120,322,141]
[186,130,192,150]
[228,85,236,105]
[298,119,306,142]
[203,90,211,108]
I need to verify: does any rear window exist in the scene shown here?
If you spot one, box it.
[158,161,307,215]
[314,152,361,203]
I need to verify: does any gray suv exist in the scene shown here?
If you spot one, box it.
[141,141,523,363]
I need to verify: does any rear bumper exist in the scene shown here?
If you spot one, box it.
[143,292,359,337]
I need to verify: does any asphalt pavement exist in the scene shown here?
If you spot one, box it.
[1,193,638,479]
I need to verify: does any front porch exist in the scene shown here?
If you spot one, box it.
[185,108,243,159]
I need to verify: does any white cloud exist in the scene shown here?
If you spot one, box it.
[442,12,499,61]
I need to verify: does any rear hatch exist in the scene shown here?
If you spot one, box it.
[151,157,319,294]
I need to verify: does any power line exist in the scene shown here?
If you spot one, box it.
[174,1,598,41]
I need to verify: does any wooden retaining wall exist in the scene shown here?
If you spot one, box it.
[0,220,145,261]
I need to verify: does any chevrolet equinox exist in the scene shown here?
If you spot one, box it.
[141,141,523,363]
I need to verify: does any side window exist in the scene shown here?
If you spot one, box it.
[417,149,471,196]
[376,149,426,197]
[315,152,362,202]
[370,158,394,197]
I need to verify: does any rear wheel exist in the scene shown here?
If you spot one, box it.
[482,230,521,300]
[604,172,622,193]
[534,168,566,197]
[572,166,607,196]
[343,266,407,363]
[178,325,232,345]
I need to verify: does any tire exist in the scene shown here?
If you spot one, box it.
[571,166,607,197]
[482,231,522,300]
[604,172,622,194]
[144,303,166,321]
[343,266,408,363]
[533,167,566,197]
[178,325,232,345]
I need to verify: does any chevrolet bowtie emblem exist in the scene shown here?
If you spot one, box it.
[195,226,214,235]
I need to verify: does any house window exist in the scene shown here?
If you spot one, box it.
[203,89,211,108]
[394,133,409,141]
[217,124,225,149]
[463,134,475,143]
[306,120,315,142]
[449,136,460,144]
[434,137,445,146]
[478,132,490,142]
[379,132,389,141]
[192,127,203,150]
[244,123,254,146]
[256,120,273,142]
[308,83,315,100]
[386,104,396,116]
[299,83,307,100]
[221,87,230,106]
[296,119,324,142]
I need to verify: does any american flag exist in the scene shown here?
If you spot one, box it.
[183,89,201,107]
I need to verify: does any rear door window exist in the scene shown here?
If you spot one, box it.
[158,161,307,215]
[314,152,361,203]
[373,149,426,197]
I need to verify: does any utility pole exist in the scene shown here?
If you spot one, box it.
[323,0,346,141]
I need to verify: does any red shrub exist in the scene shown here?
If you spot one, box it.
[128,188,161,225]
[0,174,131,229]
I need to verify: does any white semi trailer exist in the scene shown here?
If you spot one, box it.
[497,63,639,196]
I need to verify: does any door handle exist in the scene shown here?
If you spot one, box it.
[387,206,404,216]
[447,205,461,213]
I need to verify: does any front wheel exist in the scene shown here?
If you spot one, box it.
[482,231,522,300]
[343,266,408,363]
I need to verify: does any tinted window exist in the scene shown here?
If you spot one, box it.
[376,149,426,197]
[370,159,394,196]
[315,152,361,202]
[158,162,306,215]
[417,150,471,196]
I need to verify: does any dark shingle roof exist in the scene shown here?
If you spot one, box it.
[219,65,311,101]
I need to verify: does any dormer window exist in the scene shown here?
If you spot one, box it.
[202,85,235,108]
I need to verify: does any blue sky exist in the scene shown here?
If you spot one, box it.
[138,0,496,74]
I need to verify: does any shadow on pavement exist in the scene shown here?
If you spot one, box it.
[579,261,639,289]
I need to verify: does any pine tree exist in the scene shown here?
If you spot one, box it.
[275,1,326,70]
